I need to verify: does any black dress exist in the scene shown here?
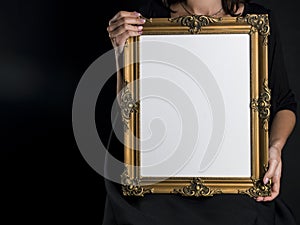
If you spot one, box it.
[102,1,298,225]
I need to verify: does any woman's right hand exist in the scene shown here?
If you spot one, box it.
[107,11,146,55]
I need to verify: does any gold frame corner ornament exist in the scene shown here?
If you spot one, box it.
[239,179,272,198]
[121,166,154,197]
[237,14,270,45]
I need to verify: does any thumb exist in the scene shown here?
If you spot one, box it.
[263,159,279,184]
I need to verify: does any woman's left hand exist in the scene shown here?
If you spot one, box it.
[256,145,282,202]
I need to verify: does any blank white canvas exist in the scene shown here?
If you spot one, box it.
[139,34,251,177]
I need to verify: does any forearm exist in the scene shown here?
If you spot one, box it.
[269,109,296,151]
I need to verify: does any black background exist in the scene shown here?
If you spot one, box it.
[1,0,299,224]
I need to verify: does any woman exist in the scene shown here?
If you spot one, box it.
[104,0,297,224]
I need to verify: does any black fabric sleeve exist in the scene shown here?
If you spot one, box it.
[267,10,297,122]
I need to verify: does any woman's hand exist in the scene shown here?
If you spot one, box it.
[256,145,282,202]
[256,110,296,202]
[107,11,146,55]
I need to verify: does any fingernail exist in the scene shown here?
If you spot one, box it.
[264,177,269,184]
[140,19,146,23]
[137,26,143,31]
[134,11,141,17]
[138,31,143,35]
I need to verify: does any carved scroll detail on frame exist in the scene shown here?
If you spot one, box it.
[120,81,139,131]
[121,166,154,197]
[172,178,222,197]
[237,14,270,45]
[251,80,271,131]
[238,179,272,198]
[169,15,222,34]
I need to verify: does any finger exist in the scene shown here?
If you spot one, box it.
[263,175,281,201]
[113,30,143,53]
[256,196,264,202]
[107,17,146,33]
[115,30,143,45]
[109,11,141,25]
[257,173,281,202]
[109,24,143,39]
[263,190,279,201]
[263,158,279,184]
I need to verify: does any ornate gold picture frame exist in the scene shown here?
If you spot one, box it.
[120,14,271,198]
